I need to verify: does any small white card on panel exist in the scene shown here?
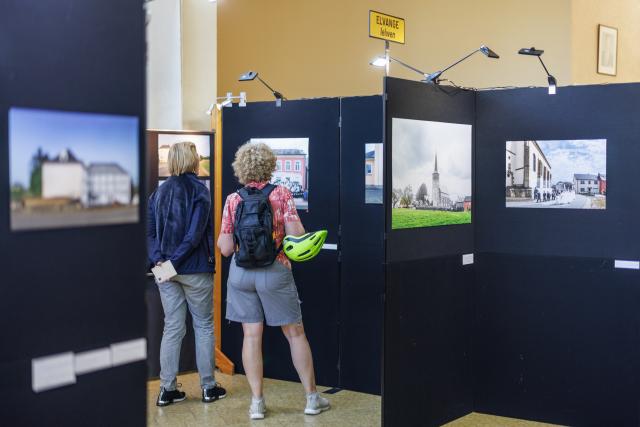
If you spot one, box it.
[614,260,640,270]
[111,338,147,367]
[74,348,112,375]
[462,253,474,265]
[32,352,76,393]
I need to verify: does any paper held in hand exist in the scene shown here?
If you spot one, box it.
[151,260,177,283]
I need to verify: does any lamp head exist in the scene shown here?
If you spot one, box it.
[480,45,500,59]
[518,47,544,56]
[239,71,258,81]
[370,56,389,67]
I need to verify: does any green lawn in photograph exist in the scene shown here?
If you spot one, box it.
[392,208,472,229]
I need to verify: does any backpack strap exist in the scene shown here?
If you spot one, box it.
[261,183,277,197]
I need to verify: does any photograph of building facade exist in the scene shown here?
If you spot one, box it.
[391,118,472,229]
[365,143,383,204]
[158,133,211,177]
[505,139,606,210]
[250,138,310,210]
[9,108,139,230]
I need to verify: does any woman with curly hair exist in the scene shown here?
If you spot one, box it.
[217,142,330,420]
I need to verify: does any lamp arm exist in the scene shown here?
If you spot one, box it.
[438,48,481,77]
[537,56,551,77]
[389,56,428,77]
[257,76,286,100]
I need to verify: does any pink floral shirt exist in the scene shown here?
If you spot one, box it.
[221,181,300,269]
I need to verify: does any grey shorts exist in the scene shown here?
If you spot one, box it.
[225,258,302,326]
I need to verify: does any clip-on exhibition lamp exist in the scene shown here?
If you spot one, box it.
[518,47,557,95]
[239,71,286,107]
[370,55,432,81]
[424,45,499,84]
[206,92,247,115]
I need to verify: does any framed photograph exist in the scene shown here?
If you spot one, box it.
[391,118,472,229]
[598,24,618,76]
[505,139,606,210]
[9,107,140,231]
[249,138,310,210]
[365,143,383,204]
[158,133,211,178]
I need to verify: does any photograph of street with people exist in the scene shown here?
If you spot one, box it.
[250,138,309,210]
[9,108,139,231]
[392,118,472,229]
[505,139,606,210]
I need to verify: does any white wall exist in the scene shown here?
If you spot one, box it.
[181,0,217,131]
[146,0,183,130]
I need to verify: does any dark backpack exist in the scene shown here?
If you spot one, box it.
[233,184,279,268]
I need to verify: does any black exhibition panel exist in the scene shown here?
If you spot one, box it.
[385,256,474,427]
[0,1,146,425]
[145,130,215,378]
[221,99,341,387]
[473,253,640,427]
[338,95,384,395]
[473,84,640,426]
[383,77,475,426]
[475,84,640,259]
[384,77,475,263]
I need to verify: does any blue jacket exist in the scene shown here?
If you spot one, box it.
[147,173,214,275]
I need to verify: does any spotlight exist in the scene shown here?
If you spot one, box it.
[425,44,500,84]
[369,55,430,80]
[205,103,215,116]
[239,71,286,105]
[518,47,558,95]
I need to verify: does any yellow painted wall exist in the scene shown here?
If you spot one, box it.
[217,0,573,101]
[571,0,640,84]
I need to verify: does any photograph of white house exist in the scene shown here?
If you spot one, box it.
[9,108,139,230]
[365,143,383,204]
[505,139,606,209]
[158,133,211,177]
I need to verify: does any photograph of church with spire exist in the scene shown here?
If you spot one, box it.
[391,118,472,229]
[9,107,139,231]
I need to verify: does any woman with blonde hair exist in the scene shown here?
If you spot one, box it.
[148,141,226,406]
[217,142,330,420]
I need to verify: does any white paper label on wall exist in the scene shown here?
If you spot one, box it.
[322,243,338,250]
[462,253,474,265]
[74,348,112,375]
[614,260,640,270]
[111,338,147,367]
[32,352,76,393]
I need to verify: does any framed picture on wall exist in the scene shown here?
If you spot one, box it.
[158,133,211,178]
[597,24,618,76]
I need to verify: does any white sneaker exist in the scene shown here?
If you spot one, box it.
[304,393,330,415]
[249,397,266,420]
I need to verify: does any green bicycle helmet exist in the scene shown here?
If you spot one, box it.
[282,230,328,262]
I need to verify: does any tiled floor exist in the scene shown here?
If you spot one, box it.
[147,372,561,427]
[147,372,381,427]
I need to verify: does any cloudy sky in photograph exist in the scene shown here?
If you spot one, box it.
[534,139,607,182]
[392,118,472,201]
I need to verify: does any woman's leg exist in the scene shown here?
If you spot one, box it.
[242,322,264,398]
[157,280,187,390]
[281,323,316,394]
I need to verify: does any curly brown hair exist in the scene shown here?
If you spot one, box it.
[232,142,277,184]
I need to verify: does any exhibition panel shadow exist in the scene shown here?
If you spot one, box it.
[221,96,384,395]
[1,1,147,425]
[383,77,640,427]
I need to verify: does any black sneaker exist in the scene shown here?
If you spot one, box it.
[202,385,227,403]
[156,387,186,407]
